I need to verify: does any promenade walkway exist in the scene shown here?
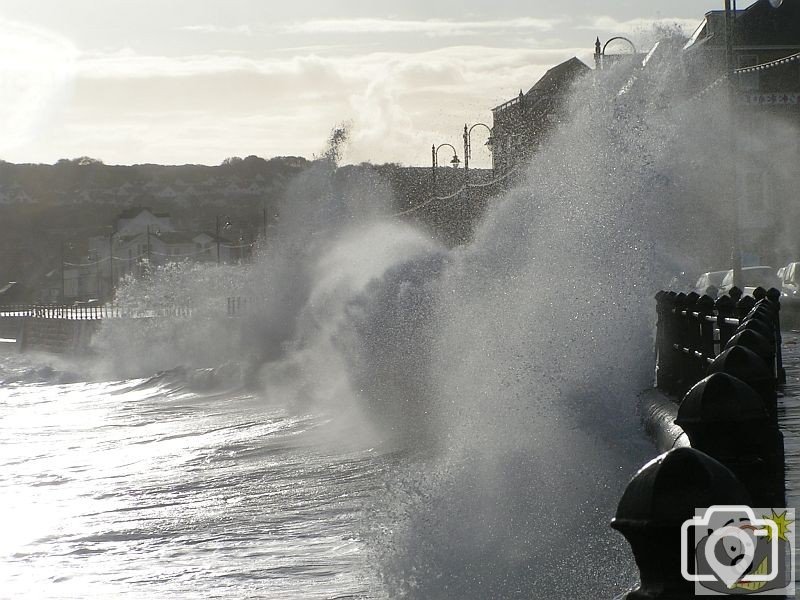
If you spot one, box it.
[778,332,800,592]
[779,332,800,512]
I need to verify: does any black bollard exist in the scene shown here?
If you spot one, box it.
[676,293,698,397]
[655,291,670,391]
[611,447,751,600]
[766,287,786,385]
[724,329,774,367]
[714,295,736,351]
[729,286,743,304]
[736,295,756,321]
[707,346,777,420]
[694,295,716,381]
[675,373,786,507]
[671,293,689,395]
[742,308,775,324]
[734,317,775,345]
[683,293,704,390]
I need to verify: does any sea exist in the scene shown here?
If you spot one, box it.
[1,48,715,599]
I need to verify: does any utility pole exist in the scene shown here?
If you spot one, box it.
[146,225,152,271]
[94,253,100,299]
[216,216,221,266]
[108,231,114,300]
[60,241,66,304]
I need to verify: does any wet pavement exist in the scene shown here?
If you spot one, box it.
[779,332,800,511]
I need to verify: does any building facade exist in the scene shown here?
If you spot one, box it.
[61,208,238,303]
[683,0,800,266]
[490,57,591,175]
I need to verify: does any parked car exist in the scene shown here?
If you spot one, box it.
[779,261,800,296]
[719,266,781,296]
[693,270,730,298]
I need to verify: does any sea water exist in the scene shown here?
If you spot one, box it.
[0,44,754,599]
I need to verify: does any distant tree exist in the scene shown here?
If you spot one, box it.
[221,156,243,166]
[55,156,104,166]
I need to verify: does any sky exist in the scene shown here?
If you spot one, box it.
[0,0,727,168]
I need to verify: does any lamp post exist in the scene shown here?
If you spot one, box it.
[724,0,743,289]
[431,143,461,197]
[463,122,494,179]
[463,123,494,205]
[215,215,231,266]
[724,0,782,287]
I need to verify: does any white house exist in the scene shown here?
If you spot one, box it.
[72,208,239,301]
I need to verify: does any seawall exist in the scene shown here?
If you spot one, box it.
[16,318,100,354]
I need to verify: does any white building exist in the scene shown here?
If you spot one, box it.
[67,208,237,302]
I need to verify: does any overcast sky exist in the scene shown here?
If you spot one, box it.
[0,0,726,167]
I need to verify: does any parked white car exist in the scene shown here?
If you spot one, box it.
[779,261,800,296]
[693,270,730,298]
[719,266,781,296]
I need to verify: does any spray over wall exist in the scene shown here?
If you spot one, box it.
[89,44,800,598]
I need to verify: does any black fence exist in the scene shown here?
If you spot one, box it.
[0,304,193,320]
[610,285,788,598]
[0,298,256,320]
[655,286,785,399]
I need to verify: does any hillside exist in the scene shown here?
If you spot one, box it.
[0,156,495,302]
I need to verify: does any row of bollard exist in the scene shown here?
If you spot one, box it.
[655,286,785,398]
[612,287,787,598]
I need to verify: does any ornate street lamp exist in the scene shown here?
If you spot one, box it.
[462,123,493,173]
[463,123,494,200]
[431,143,461,197]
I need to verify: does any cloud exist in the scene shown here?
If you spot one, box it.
[59,44,587,166]
[578,16,700,36]
[179,24,253,36]
[283,17,562,36]
[0,18,78,154]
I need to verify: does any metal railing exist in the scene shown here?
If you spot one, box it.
[0,303,194,320]
[655,286,784,399]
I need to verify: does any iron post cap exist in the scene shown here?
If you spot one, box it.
[707,345,773,384]
[723,329,774,360]
[766,287,781,303]
[714,295,734,312]
[696,295,715,313]
[734,317,774,342]
[752,286,767,300]
[745,304,775,321]
[611,448,750,531]
[675,372,770,427]
[737,295,756,313]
